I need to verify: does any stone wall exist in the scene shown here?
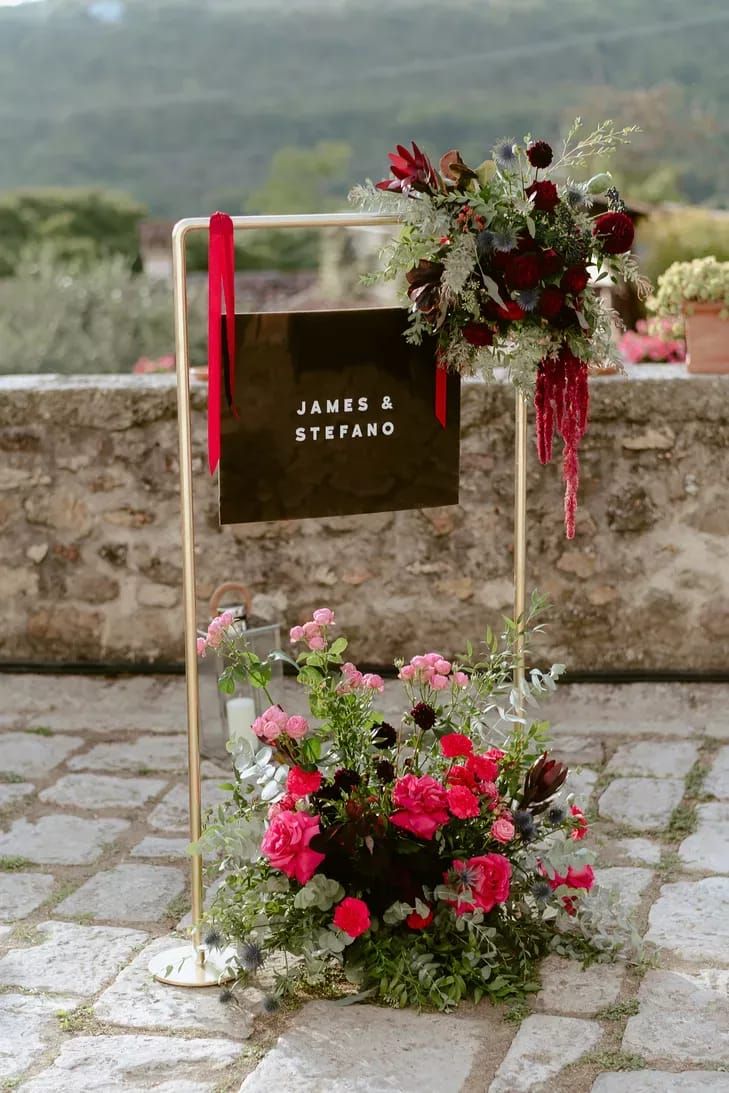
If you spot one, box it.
[1,368,728,673]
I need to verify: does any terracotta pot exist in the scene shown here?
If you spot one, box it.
[685,302,729,374]
[190,366,208,383]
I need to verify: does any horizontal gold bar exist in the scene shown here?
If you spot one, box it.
[172,212,401,243]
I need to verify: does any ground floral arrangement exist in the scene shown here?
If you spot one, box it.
[351,119,650,537]
[198,605,638,1012]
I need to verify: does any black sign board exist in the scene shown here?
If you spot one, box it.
[219,308,460,524]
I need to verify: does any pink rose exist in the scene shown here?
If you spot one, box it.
[447,785,480,819]
[267,793,296,819]
[440,732,473,758]
[484,748,505,762]
[398,664,416,681]
[286,766,322,798]
[284,715,309,740]
[302,621,320,640]
[491,816,515,844]
[434,658,451,675]
[569,805,589,841]
[289,625,305,642]
[446,853,511,915]
[430,674,449,691]
[363,673,385,692]
[261,810,325,884]
[390,774,450,840]
[196,636,207,657]
[307,634,326,651]
[313,608,335,625]
[252,705,289,742]
[333,896,370,938]
[454,671,469,687]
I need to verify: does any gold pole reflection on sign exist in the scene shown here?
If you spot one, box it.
[513,389,528,713]
[149,212,400,988]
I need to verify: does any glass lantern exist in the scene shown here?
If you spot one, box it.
[198,582,283,762]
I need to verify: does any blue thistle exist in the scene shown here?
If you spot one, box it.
[476,230,496,259]
[516,288,541,312]
[513,809,537,841]
[219,988,234,1004]
[238,941,264,971]
[492,227,519,253]
[203,928,225,951]
[531,880,552,902]
[548,805,566,824]
[565,184,590,209]
[493,140,518,169]
[262,994,280,1015]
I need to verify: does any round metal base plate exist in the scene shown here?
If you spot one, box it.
[148,943,238,987]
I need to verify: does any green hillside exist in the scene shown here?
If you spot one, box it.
[1,0,728,215]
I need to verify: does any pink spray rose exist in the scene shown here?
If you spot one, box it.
[491,815,516,844]
[284,715,309,740]
[312,608,335,625]
[389,774,450,840]
[252,705,289,742]
[261,810,325,884]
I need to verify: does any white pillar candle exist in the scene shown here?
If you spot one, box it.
[226,696,257,748]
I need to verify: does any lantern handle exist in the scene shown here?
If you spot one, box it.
[209,580,253,619]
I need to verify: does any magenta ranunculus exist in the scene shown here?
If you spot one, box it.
[390,774,450,840]
[261,810,325,884]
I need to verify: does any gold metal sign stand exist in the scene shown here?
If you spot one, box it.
[149,213,528,987]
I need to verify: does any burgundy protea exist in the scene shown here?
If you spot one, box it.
[406,260,444,322]
[592,211,634,255]
[534,347,590,538]
[526,140,553,169]
[526,180,560,213]
[520,752,569,812]
[410,702,437,731]
[376,142,442,195]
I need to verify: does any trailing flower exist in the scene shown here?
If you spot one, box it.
[198,601,631,1011]
[350,119,649,538]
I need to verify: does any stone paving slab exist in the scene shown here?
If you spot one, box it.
[598,777,685,830]
[18,1033,243,1092]
[623,968,729,1065]
[489,1014,602,1092]
[561,767,598,804]
[646,877,729,963]
[703,745,729,799]
[0,782,35,807]
[0,814,130,865]
[0,992,79,1081]
[67,735,187,774]
[147,780,229,833]
[0,732,84,778]
[39,773,168,810]
[678,802,729,873]
[238,999,486,1093]
[0,921,147,995]
[550,734,605,766]
[54,864,185,924]
[605,740,699,779]
[610,837,662,866]
[543,682,728,739]
[535,955,624,1016]
[592,1075,729,1092]
[594,866,654,915]
[0,872,55,921]
[94,936,253,1037]
[130,836,190,859]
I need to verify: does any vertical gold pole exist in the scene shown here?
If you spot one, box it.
[513,389,528,710]
[172,222,205,960]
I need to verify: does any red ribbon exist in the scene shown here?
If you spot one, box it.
[434,352,447,428]
[207,212,236,475]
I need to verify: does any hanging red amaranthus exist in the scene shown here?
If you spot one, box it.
[534,348,589,539]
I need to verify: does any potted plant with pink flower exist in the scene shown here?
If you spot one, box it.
[648,256,729,374]
[196,603,633,1011]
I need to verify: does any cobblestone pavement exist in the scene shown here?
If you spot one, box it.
[1,673,728,1092]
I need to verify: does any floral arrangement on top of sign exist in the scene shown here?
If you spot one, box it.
[197,605,640,1012]
[350,119,651,538]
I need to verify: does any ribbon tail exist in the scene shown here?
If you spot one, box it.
[434,355,447,428]
[221,216,237,415]
[207,214,223,475]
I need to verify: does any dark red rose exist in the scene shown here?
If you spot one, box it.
[561,266,590,295]
[538,286,565,320]
[526,141,553,169]
[462,322,494,347]
[504,252,541,291]
[538,248,563,279]
[592,211,634,255]
[495,299,526,321]
[376,142,441,195]
[526,180,560,213]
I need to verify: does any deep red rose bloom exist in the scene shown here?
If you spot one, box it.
[538,286,565,320]
[333,896,371,938]
[286,766,322,799]
[561,265,589,295]
[467,754,499,784]
[440,732,474,758]
[592,211,634,255]
[526,140,553,169]
[538,248,563,279]
[406,905,434,930]
[526,180,560,213]
[462,322,494,347]
[504,252,541,291]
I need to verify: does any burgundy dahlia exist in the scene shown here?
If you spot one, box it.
[538,248,563,279]
[376,142,441,195]
[592,211,634,255]
[462,322,494,347]
[560,265,589,295]
[504,252,541,291]
[538,286,565,320]
[526,180,560,213]
[410,702,437,731]
[526,140,553,169]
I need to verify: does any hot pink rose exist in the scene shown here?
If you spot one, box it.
[261,810,325,884]
[491,816,515,844]
[484,748,505,763]
[406,905,433,930]
[447,853,511,915]
[545,863,595,892]
[446,765,477,792]
[390,774,450,840]
[440,733,473,758]
[333,896,370,938]
[284,715,309,740]
[447,785,480,819]
[286,766,322,799]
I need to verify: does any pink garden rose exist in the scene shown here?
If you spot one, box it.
[261,810,325,884]
[312,608,335,625]
[491,815,515,844]
[284,715,309,740]
[333,896,370,938]
[252,706,309,743]
[447,853,511,915]
[390,774,450,840]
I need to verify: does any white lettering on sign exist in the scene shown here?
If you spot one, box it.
[294,394,396,442]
